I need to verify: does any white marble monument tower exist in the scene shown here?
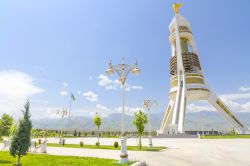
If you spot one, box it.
[158,3,248,135]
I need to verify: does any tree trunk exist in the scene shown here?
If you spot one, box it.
[17,154,21,166]
[98,127,100,145]
[139,135,142,150]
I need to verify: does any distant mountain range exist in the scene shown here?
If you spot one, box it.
[32,112,250,132]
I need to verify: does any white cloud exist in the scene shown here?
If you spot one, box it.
[77,90,81,95]
[125,85,143,91]
[115,106,141,116]
[239,86,250,92]
[97,74,143,91]
[62,82,68,87]
[0,70,44,99]
[217,86,250,112]
[97,74,120,90]
[187,103,215,113]
[0,70,44,117]
[220,93,250,101]
[220,98,250,113]
[88,76,93,80]
[96,104,108,110]
[187,99,250,113]
[83,91,98,102]
[60,91,68,96]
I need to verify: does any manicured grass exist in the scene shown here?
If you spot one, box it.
[0,151,132,166]
[202,134,250,139]
[48,143,166,151]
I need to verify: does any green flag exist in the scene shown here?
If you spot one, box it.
[71,93,76,101]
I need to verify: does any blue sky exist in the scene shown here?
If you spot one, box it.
[0,0,250,119]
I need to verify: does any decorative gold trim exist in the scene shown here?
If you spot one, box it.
[216,99,244,128]
[186,74,204,78]
[170,53,202,76]
[187,88,210,92]
[171,74,204,82]
[186,77,204,84]
[171,77,204,87]
[171,80,178,87]
[161,106,172,131]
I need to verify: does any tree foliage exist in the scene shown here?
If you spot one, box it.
[10,100,32,166]
[9,123,17,138]
[133,110,148,150]
[0,113,14,136]
[93,112,102,145]
[94,113,102,128]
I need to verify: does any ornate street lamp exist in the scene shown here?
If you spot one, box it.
[56,107,68,144]
[143,99,157,147]
[106,59,140,164]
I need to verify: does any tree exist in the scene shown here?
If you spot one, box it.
[10,100,32,166]
[93,112,102,146]
[0,113,14,136]
[9,123,17,138]
[39,130,48,138]
[133,110,148,150]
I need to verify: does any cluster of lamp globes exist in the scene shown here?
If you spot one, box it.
[56,108,68,118]
[105,60,141,83]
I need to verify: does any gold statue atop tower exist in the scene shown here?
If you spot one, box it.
[173,3,182,14]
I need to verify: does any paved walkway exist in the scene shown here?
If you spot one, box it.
[45,138,250,166]
[2,138,250,165]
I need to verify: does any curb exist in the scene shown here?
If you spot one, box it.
[131,161,146,166]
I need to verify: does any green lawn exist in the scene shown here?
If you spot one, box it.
[48,143,166,151]
[0,151,132,166]
[63,136,120,138]
[202,134,250,139]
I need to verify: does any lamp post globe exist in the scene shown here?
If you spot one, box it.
[106,61,114,75]
[106,68,114,75]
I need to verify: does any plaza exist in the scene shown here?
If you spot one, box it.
[46,137,250,166]
[2,137,250,166]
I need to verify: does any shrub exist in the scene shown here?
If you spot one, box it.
[96,142,100,146]
[113,141,119,148]
[80,141,84,147]
[74,130,77,137]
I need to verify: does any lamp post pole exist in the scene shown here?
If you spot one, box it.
[201,119,205,138]
[106,59,140,164]
[143,99,157,147]
[121,82,125,134]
